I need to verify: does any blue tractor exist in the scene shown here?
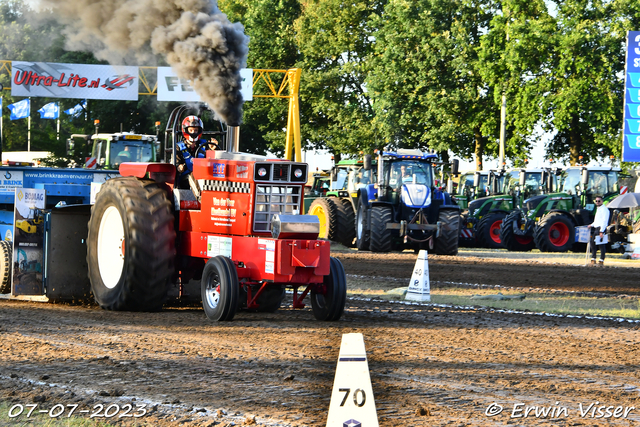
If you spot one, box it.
[354,149,460,254]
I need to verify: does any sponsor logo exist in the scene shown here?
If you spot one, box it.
[101,74,136,91]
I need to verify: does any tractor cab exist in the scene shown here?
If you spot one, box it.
[71,132,160,169]
[560,166,621,208]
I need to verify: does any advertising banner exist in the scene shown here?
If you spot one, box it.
[12,188,45,295]
[11,61,139,101]
[623,31,640,162]
[157,66,253,102]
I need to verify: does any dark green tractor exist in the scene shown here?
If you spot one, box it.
[499,166,626,252]
[454,171,491,211]
[462,169,552,249]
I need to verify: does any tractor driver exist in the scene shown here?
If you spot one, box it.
[176,115,219,188]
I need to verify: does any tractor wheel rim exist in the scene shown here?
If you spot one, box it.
[357,208,364,239]
[514,235,533,245]
[490,220,502,244]
[310,205,327,238]
[549,222,569,246]
[204,276,221,309]
[97,205,125,289]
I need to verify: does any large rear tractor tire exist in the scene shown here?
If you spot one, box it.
[499,210,535,251]
[308,198,339,241]
[311,257,347,321]
[433,209,460,255]
[0,240,12,294]
[87,177,176,312]
[476,212,506,249]
[355,200,370,251]
[335,199,356,247]
[201,256,239,321]
[369,205,394,252]
[534,212,575,252]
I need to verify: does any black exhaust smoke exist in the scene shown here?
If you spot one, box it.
[35,0,249,126]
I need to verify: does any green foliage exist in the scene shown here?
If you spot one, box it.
[294,0,384,157]
[0,0,637,168]
[541,0,639,165]
[219,0,301,156]
[367,0,498,167]
[478,0,557,165]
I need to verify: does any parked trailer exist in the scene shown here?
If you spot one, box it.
[1,105,347,322]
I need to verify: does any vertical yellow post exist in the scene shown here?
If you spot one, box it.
[284,68,302,162]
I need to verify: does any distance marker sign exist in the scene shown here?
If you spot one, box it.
[623,31,640,162]
[326,334,379,427]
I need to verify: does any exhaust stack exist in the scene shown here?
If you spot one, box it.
[226,126,240,153]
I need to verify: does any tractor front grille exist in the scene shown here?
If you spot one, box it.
[253,185,301,232]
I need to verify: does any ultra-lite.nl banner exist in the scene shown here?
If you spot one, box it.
[11,61,139,101]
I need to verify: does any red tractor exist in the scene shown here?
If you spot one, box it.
[85,105,347,321]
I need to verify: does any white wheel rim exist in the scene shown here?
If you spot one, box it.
[357,207,364,239]
[97,205,125,289]
[204,274,221,309]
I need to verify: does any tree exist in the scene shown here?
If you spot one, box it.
[367,0,499,169]
[542,0,636,165]
[219,0,301,156]
[478,0,557,167]
[294,0,384,158]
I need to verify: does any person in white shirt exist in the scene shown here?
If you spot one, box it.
[588,196,610,266]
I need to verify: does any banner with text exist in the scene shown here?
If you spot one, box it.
[623,31,640,162]
[11,62,139,101]
[157,66,253,102]
[12,188,46,296]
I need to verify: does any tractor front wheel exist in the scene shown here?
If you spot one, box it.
[369,205,394,252]
[500,210,535,251]
[534,212,575,252]
[434,209,461,255]
[87,177,176,311]
[308,198,339,241]
[201,256,239,321]
[476,212,506,249]
[311,257,347,321]
[355,200,370,251]
[335,199,356,247]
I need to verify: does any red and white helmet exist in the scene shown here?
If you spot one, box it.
[182,115,203,142]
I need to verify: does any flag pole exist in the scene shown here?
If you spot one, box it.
[27,97,31,152]
[56,102,60,142]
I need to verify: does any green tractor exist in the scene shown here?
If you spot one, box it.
[454,171,492,211]
[69,132,161,169]
[499,166,626,252]
[303,170,330,214]
[461,169,554,249]
[307,158,376,247]
[354,149,460,254]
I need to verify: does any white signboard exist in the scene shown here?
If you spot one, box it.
[207,235,232,258]
[157,67,253,102]
[12,188,46,295]
[12,62,139,101]
[0,170,24,193]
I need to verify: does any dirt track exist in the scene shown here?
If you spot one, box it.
[1,250,639,426]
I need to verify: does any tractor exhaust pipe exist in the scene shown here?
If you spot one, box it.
[226,126,240,152]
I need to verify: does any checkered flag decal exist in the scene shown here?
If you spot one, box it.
[199,180,251,193]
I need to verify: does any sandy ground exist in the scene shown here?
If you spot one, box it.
[1,248,639,426]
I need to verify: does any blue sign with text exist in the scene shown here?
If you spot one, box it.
[623,31,640,162]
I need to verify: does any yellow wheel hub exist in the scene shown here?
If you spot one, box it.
[309,204,328,239]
